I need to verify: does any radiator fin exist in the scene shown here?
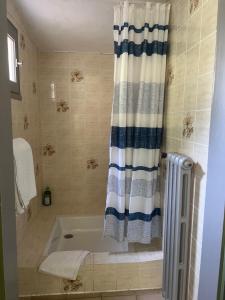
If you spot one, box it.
[162,153,193,300]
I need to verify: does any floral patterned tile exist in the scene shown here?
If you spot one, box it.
[32,82,37,95]
[166,64,174,86]
[87,159,98,169]
[183,113,194,138]
[71,70,84,82]
[63,277,83,292]
[56,100,69,112]
[43,144,56,156]
[24,115,29,130]
[190,0,200,14]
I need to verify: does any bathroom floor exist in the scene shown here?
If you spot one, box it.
[17,207,163,298]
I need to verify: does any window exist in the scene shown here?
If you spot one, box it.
[7,20,21,100]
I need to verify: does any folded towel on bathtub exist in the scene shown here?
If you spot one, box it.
[39,250,90,280]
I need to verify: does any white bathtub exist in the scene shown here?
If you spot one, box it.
[44,215,163,264]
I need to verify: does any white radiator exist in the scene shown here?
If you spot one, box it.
[162,153,193,300]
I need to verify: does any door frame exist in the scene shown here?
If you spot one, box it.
[217,212,225,300]
[1,0,225,299]
[198,0,225,299]
[0,0,18,299]
[0,204,5,300]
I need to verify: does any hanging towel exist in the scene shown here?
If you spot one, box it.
[14,182,25,214]
[39,251,90,280]
[13,138,37,213]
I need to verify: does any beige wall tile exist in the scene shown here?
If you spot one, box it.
[178,140,195,158]
[197,72,215,109]
[177,25,188,55]
[168,25,178,56]
[165,113,183,139]
[193,144,209,174]
[187,9,202,50]
[137,294,163,300]
[166,86,184,113]
[184,80,197,111]
[102,297,136,300]
[176,0,189,29]
[194,110,211,145]
[163,0,219,299]
[186,45,200,79]
[69,298,101,300]
[39,52,113,216]
[201,0,218,39]
[199,34,216,75]
[174,53,186,86]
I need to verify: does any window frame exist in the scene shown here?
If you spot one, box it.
[7,19,21,100]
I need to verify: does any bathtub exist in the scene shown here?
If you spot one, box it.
[44,215,163,264]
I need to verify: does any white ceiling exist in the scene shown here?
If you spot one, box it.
[10,0,166,52]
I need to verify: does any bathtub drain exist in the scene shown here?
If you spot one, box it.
[64,234,74,239]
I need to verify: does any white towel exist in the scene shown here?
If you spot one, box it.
[39,251,90,280]
[13,138,37,214]
[14,182,25,214]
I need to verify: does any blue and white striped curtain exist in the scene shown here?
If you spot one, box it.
[104,1,170,244]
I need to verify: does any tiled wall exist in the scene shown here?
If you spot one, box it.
[38,52,113,215]
[7,1,42,249]
[163,0,218,299]
[7,0,113,255]
[8,0,113,262]
[8,0,219,297]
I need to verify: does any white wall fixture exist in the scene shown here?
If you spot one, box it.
[49,81,56,102]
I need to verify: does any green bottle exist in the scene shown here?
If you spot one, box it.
[42,187,52,206]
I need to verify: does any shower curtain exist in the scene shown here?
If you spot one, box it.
[104,1,170,244]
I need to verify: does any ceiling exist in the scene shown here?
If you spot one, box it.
[10,0,165,52]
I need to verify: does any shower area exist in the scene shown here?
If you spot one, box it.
[8,0,219,299]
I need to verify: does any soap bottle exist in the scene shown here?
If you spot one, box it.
[42,187,52,206]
